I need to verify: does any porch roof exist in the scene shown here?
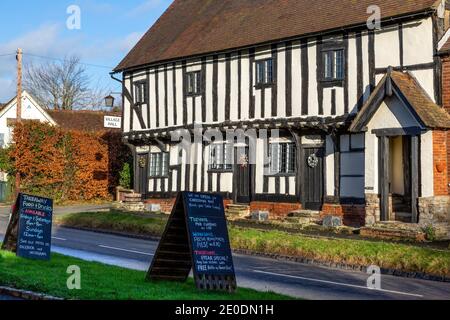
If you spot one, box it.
[350,69,450,132]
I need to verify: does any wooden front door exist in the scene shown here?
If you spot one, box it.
[302,147,324,211]
[136,153,149,196]
[234,147,251,204]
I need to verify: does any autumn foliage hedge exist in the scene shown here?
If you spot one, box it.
[8,122,131,202]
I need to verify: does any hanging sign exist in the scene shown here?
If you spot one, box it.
[104,116,122,129]
[147,192,236,292]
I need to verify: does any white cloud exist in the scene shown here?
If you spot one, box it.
[117,31,145,53]
[127,0,163,17]
[0,23,145,101]
[0,24,76,101]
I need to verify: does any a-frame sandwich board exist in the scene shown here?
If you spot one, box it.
[147,192,236,292]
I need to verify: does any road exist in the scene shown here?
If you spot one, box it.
[0,203,111,216]
[1,211,449,300]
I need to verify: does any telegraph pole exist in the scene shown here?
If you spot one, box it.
[15,48,22,196]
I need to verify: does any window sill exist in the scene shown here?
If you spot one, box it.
[265,173,297,178]
[185,93,202,98]
[149,176,169,179]
[319,79,344,87]
[208,169,234,174]
[254,83,275,90]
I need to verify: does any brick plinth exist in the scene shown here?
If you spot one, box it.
[321,204,366,227]
[144,198,177,213]
[441,55,450,194]
[144,197,234,214]
[249,201,302,218]
[433,130,449,196]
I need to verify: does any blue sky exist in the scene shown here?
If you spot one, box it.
[0,0,173,103]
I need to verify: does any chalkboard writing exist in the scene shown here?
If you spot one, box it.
[184,192,235,276]
[14,194,53,260]
[148,192,236,292]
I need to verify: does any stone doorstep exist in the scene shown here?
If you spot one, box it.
[360,224,427,242]
[288,210,321,218]
[0,287,63,301]
[226,204,251,218]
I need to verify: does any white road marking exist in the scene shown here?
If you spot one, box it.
[98,245,154,256]
[253,270,424,298]
[52,237,67,241]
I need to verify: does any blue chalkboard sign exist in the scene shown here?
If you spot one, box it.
[183,192,235,276]
[16,194,53,260]
[148,192,236,292]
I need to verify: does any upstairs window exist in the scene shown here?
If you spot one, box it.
[323,49,345,81]
[186,71,202,96]
[256,59,274,86]
[269,142,296,175]
[134,81,148,105]
[209,143,233,172]
[149,152,169,178]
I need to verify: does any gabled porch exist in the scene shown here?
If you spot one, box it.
[350,68,450,233]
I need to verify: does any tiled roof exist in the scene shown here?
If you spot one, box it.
[46,110,122,132]
[439,37,450,54]
[351,70,450,131]
[390,71,450,129]
[115,0,437,71]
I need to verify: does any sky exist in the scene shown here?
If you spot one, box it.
[0,0,173,103]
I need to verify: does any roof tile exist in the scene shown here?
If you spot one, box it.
[115,0,437,71]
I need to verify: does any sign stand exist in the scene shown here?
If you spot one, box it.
[1,196,20,252]
[2,193,53,261]
[147,192,237,292]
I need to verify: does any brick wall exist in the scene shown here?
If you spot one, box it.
[433,130,449,196]
[321,204,366,227]
[441,56,450,194]
[144,198,177,213]
[144,198,234,214]
[250,201,302,218]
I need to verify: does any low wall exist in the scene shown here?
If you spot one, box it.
[144,198,234,214]
[249,201,302,218]
[321,204,366,227]
[419,196,450,239]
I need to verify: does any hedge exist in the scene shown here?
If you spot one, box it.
[7,122,131,202]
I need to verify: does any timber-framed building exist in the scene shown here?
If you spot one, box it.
[114,0,450,235]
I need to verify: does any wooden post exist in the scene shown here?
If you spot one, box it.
[410,135,419,223]
[379,136,390,222]
[15,48,22,196]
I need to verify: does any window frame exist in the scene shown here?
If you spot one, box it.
[185,71,202,96]
[267,142,297,177]
[321,48,346,84]
[133,80,148,105]
[208,143,234,173]
[255,58,275,88]
[148,152,170,178]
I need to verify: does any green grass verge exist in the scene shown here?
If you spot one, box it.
[0,250,288,300]
[55,211,167,237]
[56,211,450,277]
[230,227,450,277]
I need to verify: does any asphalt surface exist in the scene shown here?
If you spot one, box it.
[0,295,21,301]
[0,203,111,216]
[0,209,449,300]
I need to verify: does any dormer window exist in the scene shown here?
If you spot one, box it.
[186,71,202,96]
[256,59,274,86]
[134,80,148,105]
[323,49,344,81]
